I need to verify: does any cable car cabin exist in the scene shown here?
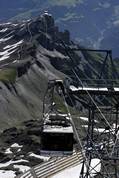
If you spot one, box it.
[40,113,73,156]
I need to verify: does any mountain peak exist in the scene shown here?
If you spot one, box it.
[0,12,70,69]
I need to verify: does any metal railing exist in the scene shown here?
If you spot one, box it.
[17,150,83,178]
[72,79,119,88]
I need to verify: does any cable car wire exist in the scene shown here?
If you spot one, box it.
[64,87,112,178]
[58,38,116,140]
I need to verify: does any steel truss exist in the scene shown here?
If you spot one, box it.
[60,42,119,177]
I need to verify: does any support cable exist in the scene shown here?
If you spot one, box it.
[65,89,112,178]
[60,90,93,178]
[72,69,114,133]
[61,87,112,178]
[57,38,114,137]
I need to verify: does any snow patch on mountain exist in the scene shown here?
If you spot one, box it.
[0,36,13,43]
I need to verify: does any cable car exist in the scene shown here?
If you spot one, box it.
[40,113,74,156]
[40,80,74,156]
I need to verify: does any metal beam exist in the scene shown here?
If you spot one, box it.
[69,89,119,96]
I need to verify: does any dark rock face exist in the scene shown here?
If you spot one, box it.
[58,30,70,44]
[17,61,31,77]
[41,12,55,30]
[3,127,18,135]
[0,120,46,176]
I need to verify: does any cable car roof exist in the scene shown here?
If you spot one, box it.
[43,113,73,133]
[43,125,73,133]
